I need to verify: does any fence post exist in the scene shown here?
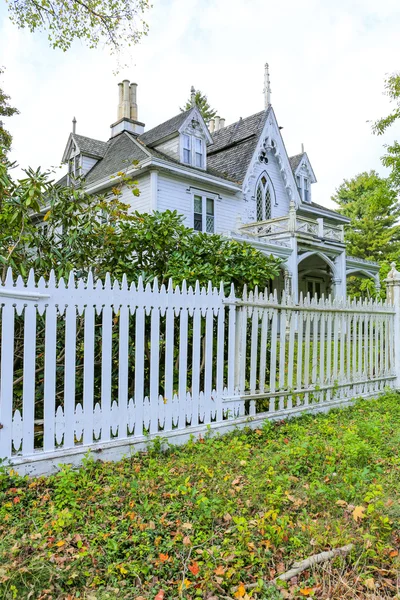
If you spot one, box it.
[385,262,400,387]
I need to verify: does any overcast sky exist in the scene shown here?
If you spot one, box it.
[1,0,399,208]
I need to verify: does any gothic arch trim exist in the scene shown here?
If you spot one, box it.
[298,251,339,279]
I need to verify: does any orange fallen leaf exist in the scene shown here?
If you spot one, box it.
[352,506,366,522]
[234,583,246,598]
[159,553,169,562]
[299,588,314,596]
[390,550,399,558]
[56,540,66,547]
[214,565,225,575]
[154,592,165,600]
[188,561,199,575]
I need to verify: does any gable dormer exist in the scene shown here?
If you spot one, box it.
[289,151,317,203]
[138,105,212,170]
[62,128,107,185]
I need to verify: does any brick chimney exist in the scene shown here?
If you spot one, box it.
[111,80,144,138]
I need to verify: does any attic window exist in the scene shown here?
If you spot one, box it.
[195,138,204,168]
[183,135,191,164]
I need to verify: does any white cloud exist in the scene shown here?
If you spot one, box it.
[1,0,399,207]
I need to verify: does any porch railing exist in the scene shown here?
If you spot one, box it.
[239,215,344,242]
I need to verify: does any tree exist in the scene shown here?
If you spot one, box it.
[332,170,400,296]
[181,89,217,123]
[373,72,400,191]
[6,0,150,53]
[0,68,19,152]
[0,156,281,291]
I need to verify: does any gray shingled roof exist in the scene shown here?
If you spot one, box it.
[298,200,350,222]
[289,153,304,173]
[138,110,192,147]
[85,133,148,184]
[72,133,107,158]
[207,109,269,183]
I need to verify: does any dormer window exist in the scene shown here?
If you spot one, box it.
[181,134,206,169]
[297,174,311,203]
[195,138,204,168]
[183,134,191,164]
[256,174,273,221]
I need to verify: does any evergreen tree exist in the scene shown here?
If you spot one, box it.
[332,170,400,296]
[373,72,400,191]
[181,89,217,123]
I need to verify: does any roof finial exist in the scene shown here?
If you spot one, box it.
[72,116,77,134]
[263,63,271,109]
[301,142,304,153]
[190,86,196,108]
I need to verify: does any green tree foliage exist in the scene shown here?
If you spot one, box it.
[181,89,217,123]
[332,170,400,296]
[0,68,19,152]
[6,0,150,52]
[0,155,281,291]
[373,72,400,191]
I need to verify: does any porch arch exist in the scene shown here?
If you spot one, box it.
[297,250,339,280]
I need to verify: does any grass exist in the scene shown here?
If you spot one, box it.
[1,392,400,599]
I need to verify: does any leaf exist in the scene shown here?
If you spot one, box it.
[188,561,199,575]
[299,588,314,596]
[390,549,398,557]
[336,499,347,507]
[182,522,193,529]
[234,583,246,598]
[56,540,66,547]
[214,565,225,575]
[154,592,165,600]
[352,506,366,522]
[364,577,375,590]
[159,553,169,562]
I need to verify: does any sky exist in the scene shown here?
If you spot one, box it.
[1,0,400,208]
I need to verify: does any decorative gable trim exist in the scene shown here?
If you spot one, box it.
[178,107,213,145]
[242,107,301,207]
[293,153,317,183]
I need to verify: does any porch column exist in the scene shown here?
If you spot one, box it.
[288,237,298,303]
[334,251,347,299]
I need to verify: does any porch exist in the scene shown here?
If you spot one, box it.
[235,211,380,301]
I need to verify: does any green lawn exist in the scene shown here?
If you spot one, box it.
[1,393,400,599]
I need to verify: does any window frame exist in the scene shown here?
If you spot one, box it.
[181,133,206,169]
[255,173,275,221]
[192,192,216,233]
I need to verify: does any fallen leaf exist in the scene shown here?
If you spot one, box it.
[364,578,375,590]
[154,592,165,600]
[336,499,347,507]
[214,565,225,575]
[159,553,169,562]
[299,588,314,596]
[389,550,398,558]
[56,540,66,547]
[188,561,199,575]
[353,506,366,522]
[234,583,246,598]
[182,522,193,529]
[182,536,191,546]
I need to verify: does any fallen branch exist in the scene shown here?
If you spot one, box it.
[274,544,354,583]
[233,544,354,592]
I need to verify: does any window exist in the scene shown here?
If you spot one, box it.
[183,135,191,164]
[255,175,273,221]
[303,178,309,202]
[195,138,203,168]
[193,194,215,233]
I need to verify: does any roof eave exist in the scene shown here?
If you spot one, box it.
[298,203,351,224]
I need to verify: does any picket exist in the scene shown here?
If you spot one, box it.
[0,268,397,472]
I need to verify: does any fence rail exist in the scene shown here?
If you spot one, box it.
[0,269,397,475]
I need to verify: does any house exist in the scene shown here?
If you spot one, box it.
[60,67,380,300]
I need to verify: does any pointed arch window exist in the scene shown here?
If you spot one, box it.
[256,175,273,221]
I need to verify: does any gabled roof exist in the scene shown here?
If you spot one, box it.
[207,110,269,183]
[138,110,192,147]
[289,153,304,172]
[62,133,107,163]
[85,133,148,184]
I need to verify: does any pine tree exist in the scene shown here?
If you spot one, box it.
[181,89,217,123]
[332,170,400,296]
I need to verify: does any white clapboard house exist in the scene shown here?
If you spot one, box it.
[60,67,379,300]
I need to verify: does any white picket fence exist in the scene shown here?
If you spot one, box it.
[0,268,397,475]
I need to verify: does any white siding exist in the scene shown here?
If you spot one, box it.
[154,136,180,161]
[157,173,242,234]
[245,153,291,223]
[82,155,98,176]
[118,174,152,213]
